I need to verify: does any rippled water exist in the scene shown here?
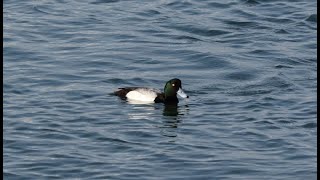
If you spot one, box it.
[4,0,317,179]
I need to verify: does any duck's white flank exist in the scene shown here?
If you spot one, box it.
[126,88,160,102]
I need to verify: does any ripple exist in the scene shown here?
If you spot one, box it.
[91,0,119,4]
[223,71,258,81]
[301,122,317,129]
[136,10,161,17]
[274,64,293,69]
[33,6,51,15]
[165,1,193,10]
[275,29,290,34]
[173,35,202,42]
[208,2,235,9]
[243,0,261,6]
[305,14,317,23]
[167,24,231,37]
[263,76,293,89]
[224,20,258,28]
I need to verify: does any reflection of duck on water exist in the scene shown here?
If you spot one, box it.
[163,103,189,117]
[163,104,179,116]
[161,104,189,138]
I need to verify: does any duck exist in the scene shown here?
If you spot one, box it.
[114,78,189,104]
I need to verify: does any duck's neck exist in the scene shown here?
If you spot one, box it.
[164,95,179,104]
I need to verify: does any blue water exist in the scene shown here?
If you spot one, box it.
[4,0,317,179]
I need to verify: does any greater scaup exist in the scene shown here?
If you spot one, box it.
[114,78,189,104]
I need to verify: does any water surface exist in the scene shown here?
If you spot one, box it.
[4,0,317,179]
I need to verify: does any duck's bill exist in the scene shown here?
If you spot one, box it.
[177,88,189,98]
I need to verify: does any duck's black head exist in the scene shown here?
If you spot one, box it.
[163,78,189,103]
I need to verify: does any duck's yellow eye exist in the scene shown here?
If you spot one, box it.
[172,84,175,86]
